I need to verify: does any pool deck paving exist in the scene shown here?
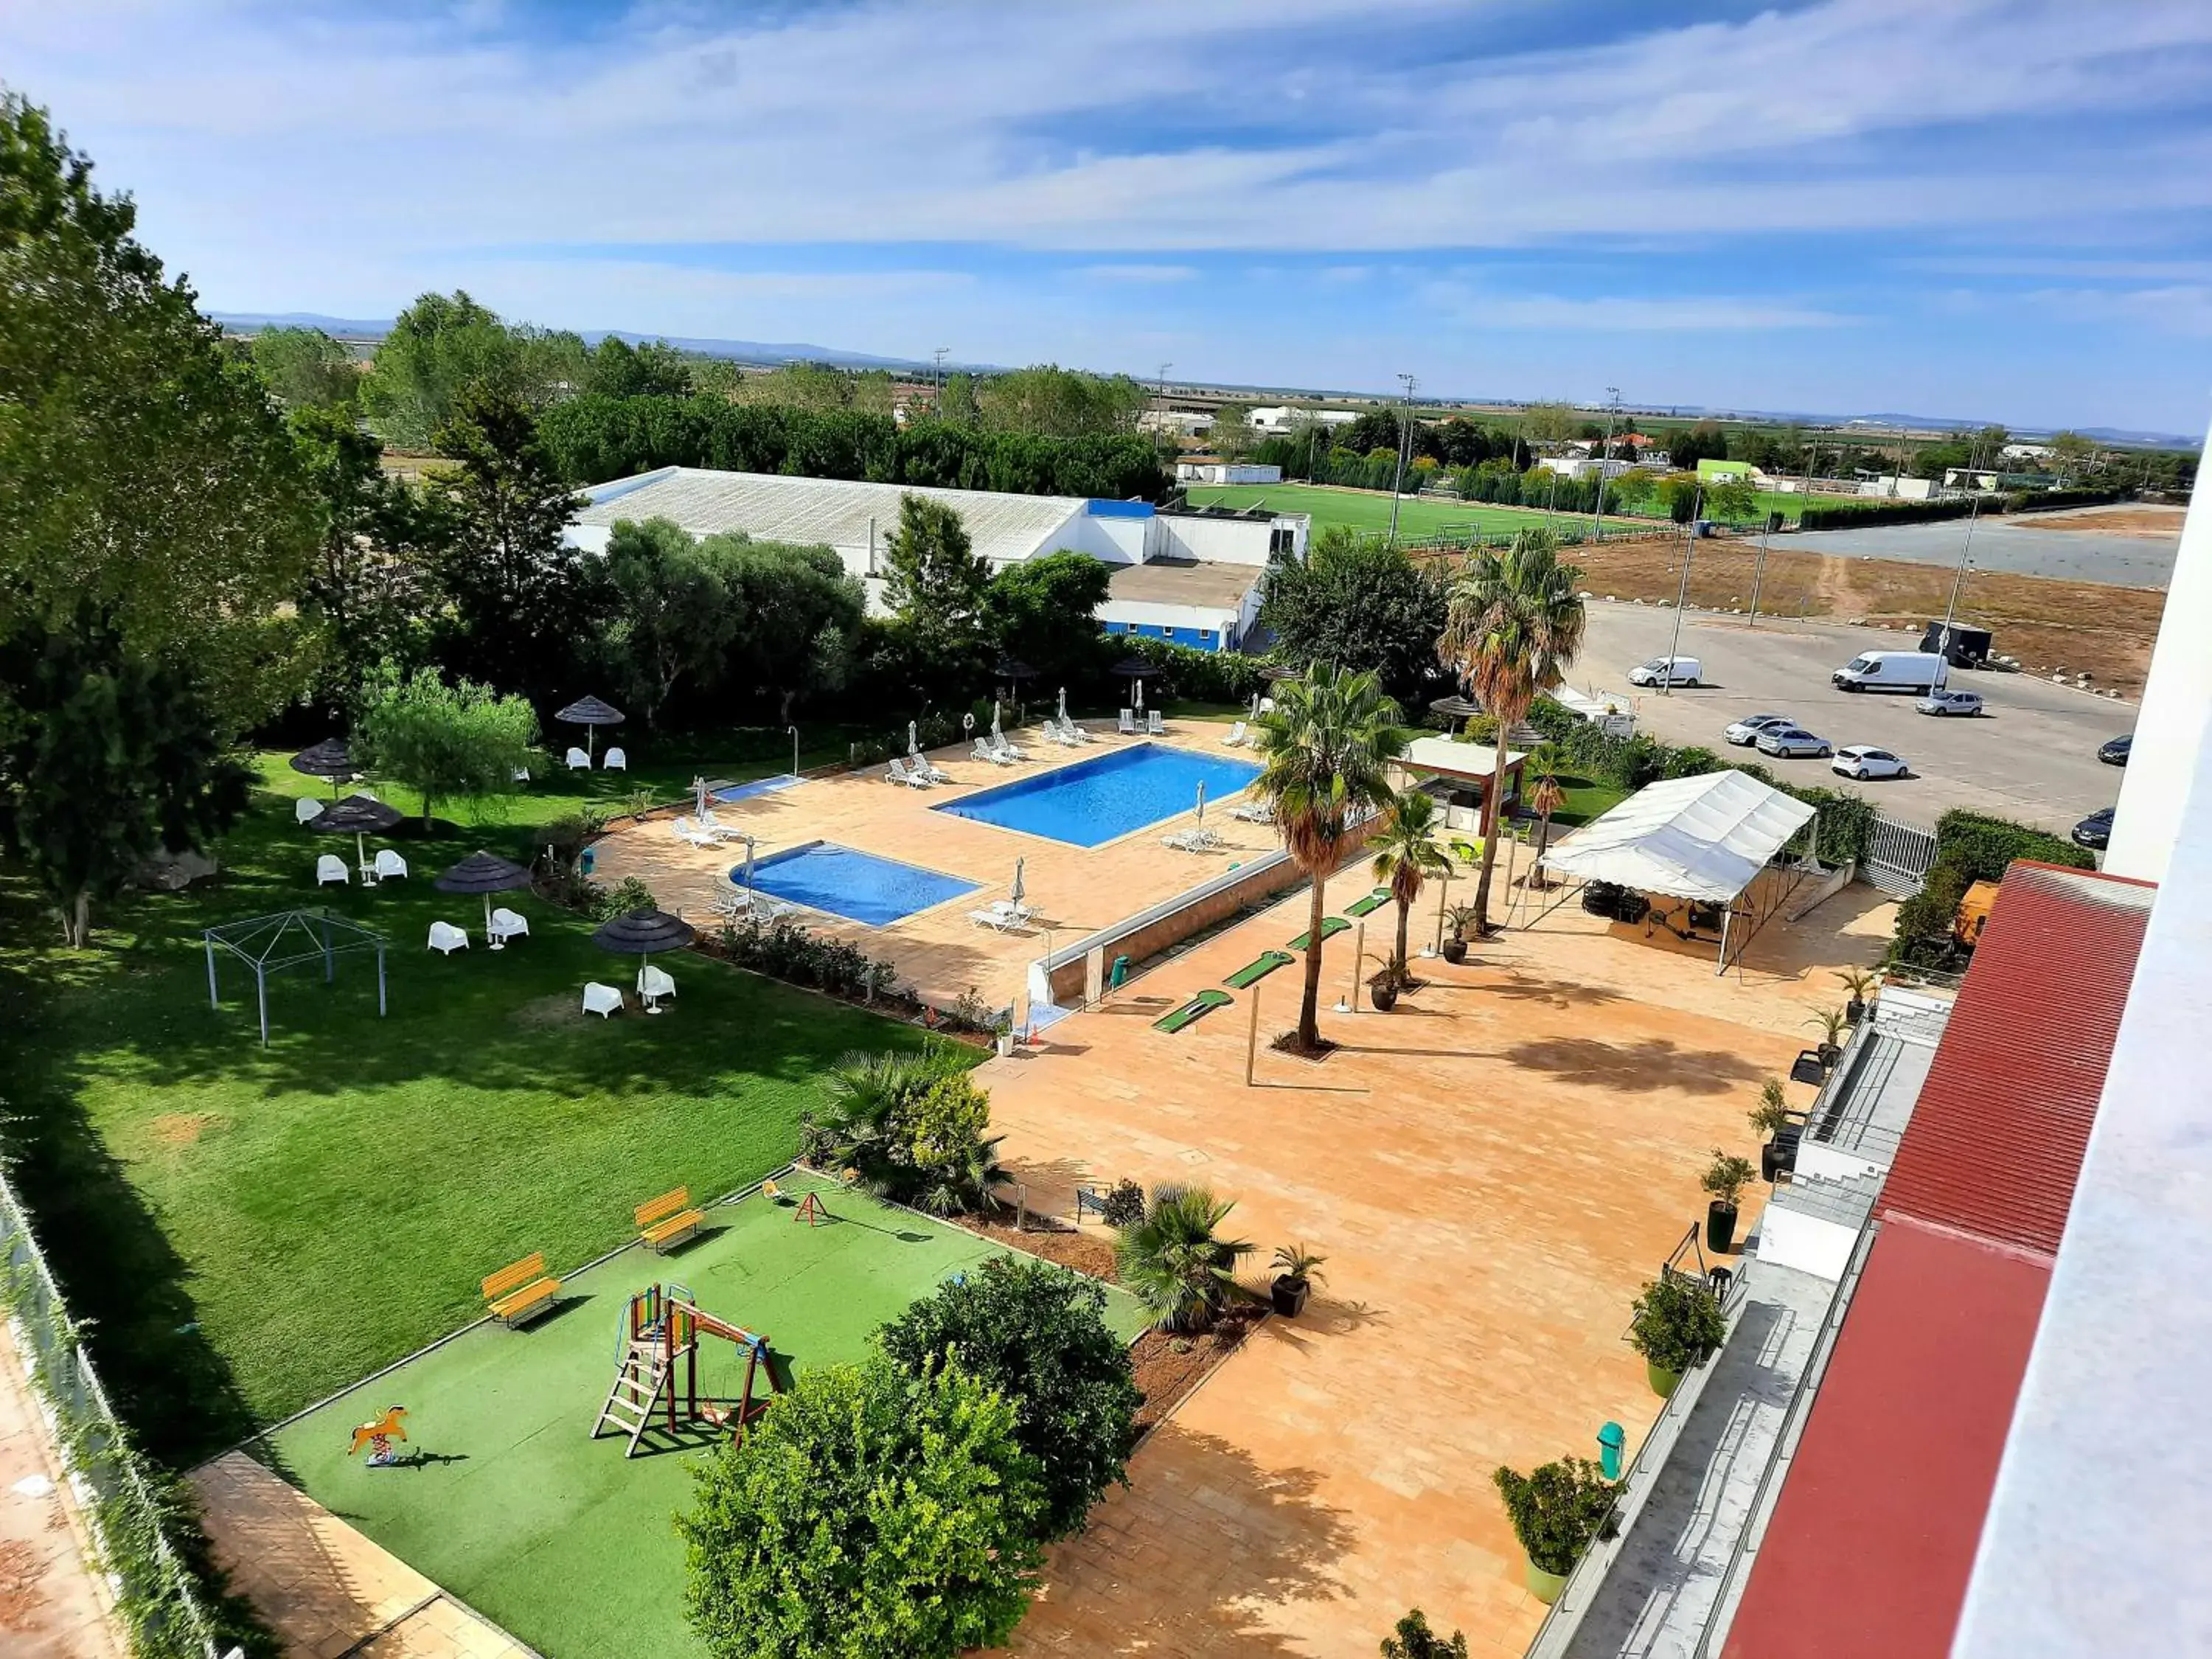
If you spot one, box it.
[591,720,1273,1011]
[977,865,1891,1657]
[0,1318,129,1659]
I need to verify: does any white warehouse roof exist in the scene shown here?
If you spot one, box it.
[1539,769,1817,903]
[569,466,1089,567]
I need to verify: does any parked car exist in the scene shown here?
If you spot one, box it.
[1629,655,1703,688]
[2073,806,2115,849]
[1832,745,1910,780]
[1725,712,1792,745]
[1916,689,1984,717]
[1756,725,1834,759]
[1831,650,1949,694]
[2098,734,2132,766]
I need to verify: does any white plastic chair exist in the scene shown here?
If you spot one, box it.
[582,981,623,1018]
[1223,721,1247,747]
[1118,709,1136,735]
[566,746,591,771]
[296,796,325,825]
[603,747,628,772]
[1147,710,1166,737]
[428,921,469,956]
[636,964,676,1010]
[373,849,408,882]
[315,854,349,887]
[489,907,529,947]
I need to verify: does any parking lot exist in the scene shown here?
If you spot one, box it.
[1573,605,2131,834]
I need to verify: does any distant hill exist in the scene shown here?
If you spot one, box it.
[206,313,2195,446]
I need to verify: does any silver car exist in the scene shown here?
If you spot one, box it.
[1756,725,1834,759]
[1725,712,1792,745]
[1916,689,1983,717]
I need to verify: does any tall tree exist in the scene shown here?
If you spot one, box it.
[976,365,1147,437]
[1437,529,1587,932]
[600,518,741,727]
[426,383,588,700]
[248,325,359,408]
[980,552,1113,686]
[0,607,249,946]
[0,94,318,728]
[1521,401,1578,445]
[359,291,585,450]
[582,335,694,400]
[881,493,989,633]
[1369,788,1451,987]
[1250,664,1409,1051]
[355,662,537,827]
[1258,526,1447,705]
[719,535,868,723]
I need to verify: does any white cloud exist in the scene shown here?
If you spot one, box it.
[1422,282,1859,332]
[1075,264,1199,283]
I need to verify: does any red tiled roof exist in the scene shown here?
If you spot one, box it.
[1875,861,2153,1255]
[1721,1217,2053,1659]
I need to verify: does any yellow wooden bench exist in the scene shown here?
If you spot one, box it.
[481,1252,561,1329]
[636,1186,705,1253]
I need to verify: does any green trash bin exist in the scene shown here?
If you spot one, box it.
[1108,953,1130,989]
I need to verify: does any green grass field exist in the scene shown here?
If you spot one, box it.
[0,745,940,1460]
[258,1170,1147,1659]
[1184,480,1880,535]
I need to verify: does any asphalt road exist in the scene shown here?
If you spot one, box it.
[1781,509,2179,589]
[1571,605,2133,834]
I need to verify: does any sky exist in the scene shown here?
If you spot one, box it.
[5,0,2212,435]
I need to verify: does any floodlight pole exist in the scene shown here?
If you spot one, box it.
[1588,386,1621,545]
[1747,511,1775,627]
[1941,493,1982,639]
[1663,485,1703,696]
[1388,373,1417,546]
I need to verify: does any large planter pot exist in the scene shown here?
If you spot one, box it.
[1646,1360,1683,1399]
[1817,1041,1842,1069]
[1368,981,1398,1012]
[1706,1199,1739,1255]
[1525,1559,1570,1604]
[995,1034,1016,1058]
[1441,938,1469,965]
[1270,1275,1310,1317]
[1845,995,1867,1024]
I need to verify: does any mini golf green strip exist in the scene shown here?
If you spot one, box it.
[1287,916,1351,950]
[1344,888,1391,917]
[1223,950,1295,990]
[1153,989,1232,1032]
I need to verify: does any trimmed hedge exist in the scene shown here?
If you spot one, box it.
[536,394,1170,501]
[1888,808,2094,967]
[1798,498,1978,531]
[2006,486,2127,513]
[1116,636,1278,704]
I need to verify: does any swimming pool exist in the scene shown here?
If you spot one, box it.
[734,841,979,927]
[935,743,1262,847]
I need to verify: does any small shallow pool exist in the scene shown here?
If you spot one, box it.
[734,841,979,927]
[935,742,1262,847]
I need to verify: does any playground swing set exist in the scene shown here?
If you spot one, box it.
[591,1281,787,1458]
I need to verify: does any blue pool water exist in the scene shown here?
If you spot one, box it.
[935,743,1263,847]
[735,841,979,927]
[711,773,801,804]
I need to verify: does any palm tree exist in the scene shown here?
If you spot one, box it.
[1114,1184,1256,1333]
[1525,743,1568,874]
[1369,788,1451,988]
[1250,663,1410,1050]
[1437,529,1587,933]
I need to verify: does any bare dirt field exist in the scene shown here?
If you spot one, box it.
[2013,504,2186,538]
[1468,540,2167,696]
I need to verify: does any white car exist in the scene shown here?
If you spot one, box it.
[1916,690,1984,717]
[1832,745,1910,779]
[1756,725,1834,759]
[1628,655,1702,688]
[1725,713,1792,746]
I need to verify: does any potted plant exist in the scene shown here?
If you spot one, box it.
[1806,1004,1848,1068]
[1270,1243,1327,1317]
[1627,1273,1729,1398]
[1834,967,1877,1024]
[1749,1079,1801,1182]
[1701,1150,1756,1253]
[1368,967,1399,1012]
[1441,903,1480,965]
[1492,1457,1618,1604]
[991,1012,1017,1058]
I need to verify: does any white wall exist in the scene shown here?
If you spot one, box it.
[1060,511,1151,565]
[1097,597,1243,636]
[1156,512,1304,566]
[2106,422,2212,883]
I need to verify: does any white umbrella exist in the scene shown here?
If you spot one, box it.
[1057,686,1068,722]
[1195,781,1207,824]
[991,701,1004,741]
[908,720,921,759]
[740,832,757,894]
[1010,858,1026,908]
[693,775,709,817]
[1135,679,1146,713]
[1250,690,1262,720]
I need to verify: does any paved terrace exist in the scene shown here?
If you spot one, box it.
[590,722,1277,1010]
[0,1320,127,1659]
[975,866,1893,1657]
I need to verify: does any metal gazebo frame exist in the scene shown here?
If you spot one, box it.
[201,909,388,1046]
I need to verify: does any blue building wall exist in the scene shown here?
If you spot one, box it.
[1101,619,1225,652]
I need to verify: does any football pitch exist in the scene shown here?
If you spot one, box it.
[1183,482,1662,540]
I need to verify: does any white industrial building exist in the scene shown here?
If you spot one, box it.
[1246,406,1358,437]
[1175,459,1283,484]
[1537,455,1636,481]
[564,466,1307,653]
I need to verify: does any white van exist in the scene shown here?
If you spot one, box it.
[1627,655,1702,688]
[1832,650,1948,694]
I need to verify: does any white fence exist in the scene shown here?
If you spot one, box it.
[1863,815,1938,897]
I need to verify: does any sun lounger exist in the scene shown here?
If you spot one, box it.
[968,905,1030,933]
[1153,988,1232,1033]
[672,815,720,847]
[1118,709,1136,735]
[989,732,1027,762]
[919,755,953,783]
[1231,799,1275,824]
[886,758,929,788]
[1224,950,1295,990]
[1345,888,1391,918]
[1147,711,1165,736]
[1223,720,1248,747]
[973,740,1014,767]
[697,808,747,841]
[1287,916,1351,950]
[428,921,469,955]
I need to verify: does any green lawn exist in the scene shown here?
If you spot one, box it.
[1549,776,1630,829]
[258,1170,1147,1659]
[1184,482,1601,542]
[0,744,939,1461]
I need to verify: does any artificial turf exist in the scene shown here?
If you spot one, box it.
[0,745,940,1460]
[259,1171,1150,1659]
